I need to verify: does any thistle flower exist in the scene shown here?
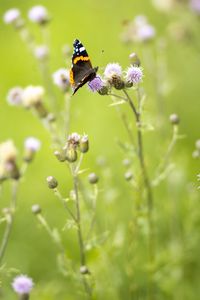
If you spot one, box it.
[24,137,41,152]
[137,24,156,42]
[67,133,80,148]
[28,5,49,24]
[34,45,49,60]
[12,274,34,295]
[151,0,175,12]
[104,63,122,79]
[88,76,104,92]
[125,66,143,84]
[0,140,17,163]
[0,140,20,180]
[52,68,70,91]
[3,8,21,25]
[22,86,45,108]
[190,0,200,13]
[24,137,41,162]
[7,87,23,106]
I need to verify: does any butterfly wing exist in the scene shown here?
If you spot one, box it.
[70,39,98,94]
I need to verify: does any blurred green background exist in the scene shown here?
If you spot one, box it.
[0,0,200,299]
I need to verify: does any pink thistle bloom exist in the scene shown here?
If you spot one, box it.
[12,274,34,295]
[125,66,143,84]
[88,76,104,92]
[104,63,122,79]
[7,87,23,106]
[28,5,49,24]
[3,8,21,24]
[24,137,41,152]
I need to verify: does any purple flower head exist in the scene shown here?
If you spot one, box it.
[7,87,23,106]
[52,68,70,91]
[12,274,34,295]
[125,66,143,84]
[137,24,156,42]
[104,63,122,79]
[28,5,49,24]
[3,8,21,24]
[88,76,104,92]
[24,137,41,152]
[190,0,200,13]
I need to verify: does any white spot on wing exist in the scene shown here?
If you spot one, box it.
[79,47,85,52]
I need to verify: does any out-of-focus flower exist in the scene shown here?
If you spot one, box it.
[121,15,156,43]
[169,113,180,125]
[151,0,175,12]
[7,87,23,106]
[88,76,104,92]
[62,44,71,56]
[12,274,34,295]
[24,137,41,162]
[52,68,70,91]
[3,8,21,25]
[0,140,17,163]
[125,66,143,84]
[195,139,200,150]
[22,86,45,108]
[129,53,141,67]
[24,137,41,152]
[190,0,200,13]
[0,140,20,180]
[67,133,80,148]
[104,63,122,79]
[28,5,49,24]
[34,45,49,60]
[31,204,42,215]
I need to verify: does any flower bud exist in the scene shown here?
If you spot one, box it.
[31,204,41,215]
[129,52,141,67]
[112,75,125,90]
[124,171,133,181]
[88,173,99,184]
[66,148,77,163]
[80,135,89,153]
[98,86,109,95]
[80,265,90,275]
[46,176,58,189]
[169,114,180,125]
[24,137,41,162]
[122,158,132,167]
[54,150,66,162]
[5,161,20,180]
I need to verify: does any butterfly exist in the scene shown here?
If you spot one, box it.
[69,39,98,95]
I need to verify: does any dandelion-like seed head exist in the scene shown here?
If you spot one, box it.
[34,45,49,60]
[24,137,41,152]
[52,68,70,91]
[28,5,49,24]
[0,140,17,163]
[22,85,45,108]
[104,63,122,79]
[7,87,23,106]
[3,8,21,24]
[12,274,34,295]
[125,66,143,84]
[88,76,104,92]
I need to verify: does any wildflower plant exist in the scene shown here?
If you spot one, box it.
[1,2,200,300]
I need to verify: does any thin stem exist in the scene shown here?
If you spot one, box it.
[123,88,155,300]
[0,181,18,264]
[54,188,76,221]
[70,160,93,298]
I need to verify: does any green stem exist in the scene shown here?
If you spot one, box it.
[0,181,18,264]
[123,88,155,300]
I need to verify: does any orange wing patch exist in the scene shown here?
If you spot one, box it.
[69,69,75,86]
[73,56,90,64]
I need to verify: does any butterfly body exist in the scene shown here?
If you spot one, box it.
[70,39,98,94]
